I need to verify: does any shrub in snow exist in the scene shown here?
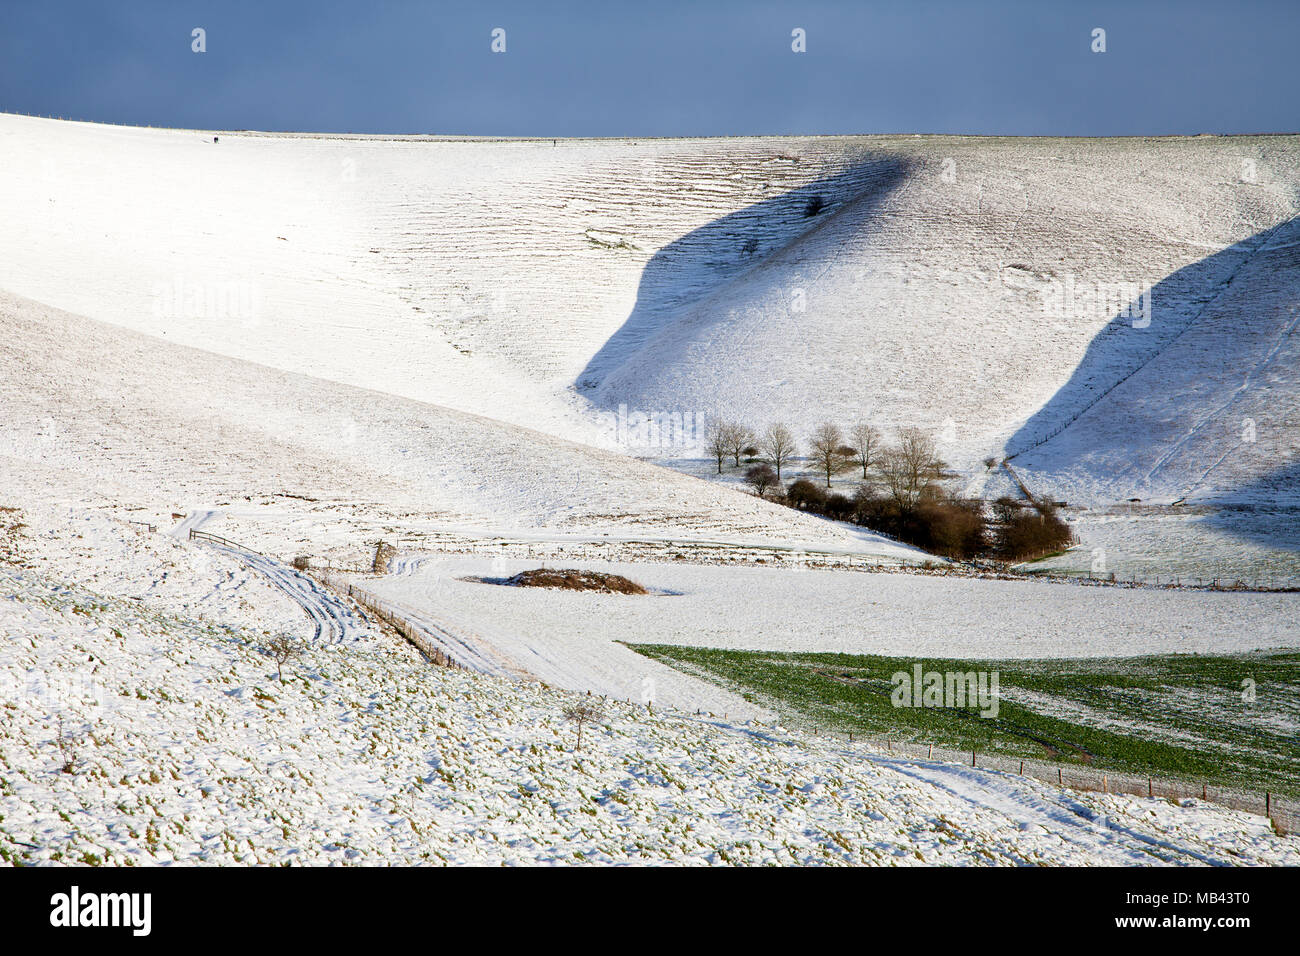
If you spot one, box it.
[262,635,306,682]
[744,464,778,497]
[371,541,396,574]
[561,701,604,752]
[996,502,1075,562]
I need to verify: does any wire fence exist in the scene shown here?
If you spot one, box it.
[317,571,465,670]
[188,528,263,555]
[837,735,1297,836]
[1022,567,1300,592]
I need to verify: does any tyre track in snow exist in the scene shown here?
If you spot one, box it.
[173,510,362,644]
[869,755,1230,865]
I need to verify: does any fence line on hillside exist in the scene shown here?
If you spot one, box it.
[188,528,263,555]
[316,570,465,670]
[814,733,1297,836]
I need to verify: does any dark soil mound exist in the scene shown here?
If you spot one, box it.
[506,568,648,595]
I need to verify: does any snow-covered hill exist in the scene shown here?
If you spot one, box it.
[0,290,917,560]
[3,113,1296,506]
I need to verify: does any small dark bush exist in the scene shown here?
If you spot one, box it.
[745,464,778,497]
[997,503,1074,561]
[507,569,648,595]
[824,492,855,521]
[787,478,827,511]
[916,498,989,559]
[852,489,989,559]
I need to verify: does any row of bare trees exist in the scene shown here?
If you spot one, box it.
[708,419,941,500]
[704,420,1070,561]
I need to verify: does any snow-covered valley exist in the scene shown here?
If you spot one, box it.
[2,114,1299,865]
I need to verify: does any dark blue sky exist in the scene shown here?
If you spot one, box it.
[2,1,1296,136]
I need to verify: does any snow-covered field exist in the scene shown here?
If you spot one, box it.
[3,114,1299,865]
[361,554,1300,690]
[4,564,1296,866]
[1027,508,1300,588]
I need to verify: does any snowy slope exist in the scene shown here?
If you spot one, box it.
[0,290,919,559]
[0,114,881,444]
[5,113,1296,507]
[4,565,1296,866]
[1011,215,1300,505]
[592,136,1300,505]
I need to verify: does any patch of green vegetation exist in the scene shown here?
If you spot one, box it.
[628,645,1300,797]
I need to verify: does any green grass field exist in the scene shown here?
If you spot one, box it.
[628,645,1300,796]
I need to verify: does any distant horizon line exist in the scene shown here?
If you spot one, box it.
[5,112,1299,142]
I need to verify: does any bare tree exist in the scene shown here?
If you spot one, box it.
[847,422,882,480]
[878,428,946,514]
[724,423,755,469]
[761,423,798,479]
[263,635,306,682]
[807,423,851,487]
[704,420,730,475]
[562,701,604,752]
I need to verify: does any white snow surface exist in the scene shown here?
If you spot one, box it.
[3,116,1300,865]
[3,564,1297,866]
[365,554,1300,679]
[0,289,918,559]
[3,114,1298,506]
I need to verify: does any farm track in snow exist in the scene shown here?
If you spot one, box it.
[176,510,362,645]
